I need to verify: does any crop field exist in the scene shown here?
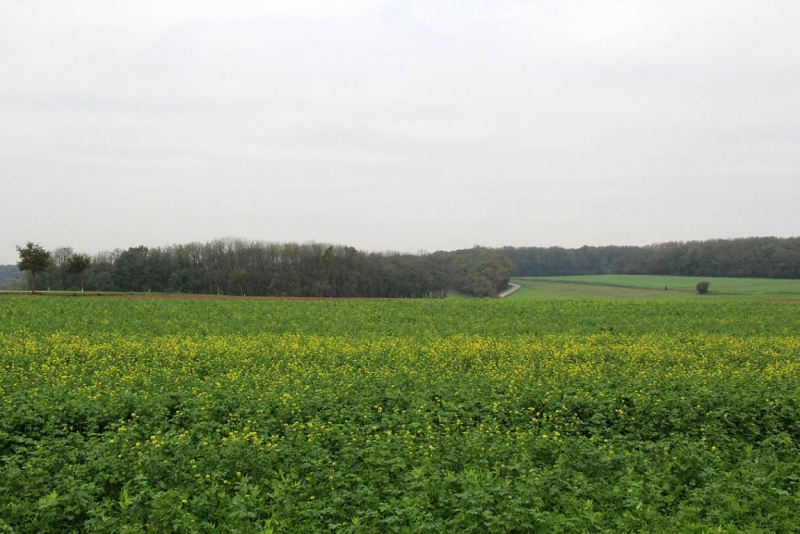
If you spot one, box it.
[2,297,800,532]
[509,275,800,300]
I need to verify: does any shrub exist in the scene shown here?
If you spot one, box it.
[696,281,710,294]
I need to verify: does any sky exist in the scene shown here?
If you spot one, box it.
[1,0,799,263]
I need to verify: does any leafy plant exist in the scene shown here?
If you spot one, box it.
[1,298,799,531]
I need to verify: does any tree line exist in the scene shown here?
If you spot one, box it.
[497,236,800,279]
[7,240,514,298]
[7,236,798,296]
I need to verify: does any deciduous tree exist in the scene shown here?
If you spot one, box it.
[16,242,51,293]
[66,253,91,292]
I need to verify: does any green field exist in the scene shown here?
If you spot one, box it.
[508,275,800,300]
[2,296,800,532]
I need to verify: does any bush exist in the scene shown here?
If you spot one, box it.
[696,281,710,294]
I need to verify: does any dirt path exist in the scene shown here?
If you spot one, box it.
[499,283,521,298]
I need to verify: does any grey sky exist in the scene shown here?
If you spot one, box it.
[2,0,799,263]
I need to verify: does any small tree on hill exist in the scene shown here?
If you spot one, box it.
[16,242,52,293]
[696,281,710,294]
[66,253,92,292]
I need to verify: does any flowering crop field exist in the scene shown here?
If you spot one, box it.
[1,297,800,533]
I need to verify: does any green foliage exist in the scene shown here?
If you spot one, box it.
[501,236,800,279]
[696,281,710,294]
[450,247,514,297]
[15,242,52,292]
[1,298,800,532]
[32,240,454,298]
[511,275,800,300]
[19,239,508,298]
[65,254,91,292]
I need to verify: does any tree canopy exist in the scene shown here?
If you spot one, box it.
[66,253,91,292]
[498,237,800,279]
[10,240,512,298]
[16,242,52,293]
[11,236,799,297]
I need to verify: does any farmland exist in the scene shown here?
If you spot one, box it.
[509,275,800,300]
[2,297,800,532]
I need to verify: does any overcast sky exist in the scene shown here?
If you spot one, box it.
[1,0,799,263]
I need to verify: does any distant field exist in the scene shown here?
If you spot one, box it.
[508,275,800,300]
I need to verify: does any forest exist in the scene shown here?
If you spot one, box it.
[3,240,513,298]
[499,236,800,279]
[3,236,799,297]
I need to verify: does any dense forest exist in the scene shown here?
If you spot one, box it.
[3,240,513,298]
[498,237,800,279]
[4,236,799,296]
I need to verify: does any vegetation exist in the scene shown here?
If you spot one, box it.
[450,247,514,298]
[499,236,800,279]
[10,235,800,298]
[696,281,710,294]
[509,275,800,300]
[15,242,52,293]
[8,240,511,299]
[66,253,92,293]
[2,297,800,532]
[0,265,21,290]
